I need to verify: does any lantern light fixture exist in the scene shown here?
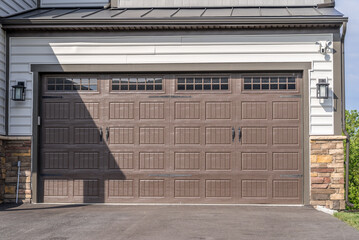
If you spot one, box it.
[11,81,26,101]
[316,79,329,99]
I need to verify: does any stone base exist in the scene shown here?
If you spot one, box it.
[0,139,32,203]
[310,136,346,210]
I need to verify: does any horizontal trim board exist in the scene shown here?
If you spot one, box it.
[0,135,31,140]
[1,24,344,32]
[30,63,311,73]
[33,203,305,207]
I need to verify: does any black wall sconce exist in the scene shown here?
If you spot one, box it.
[316,79,329,99]
[11,81,26,101]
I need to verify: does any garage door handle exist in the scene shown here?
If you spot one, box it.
[232,127,235,142]
[238,127,242,142]
[99,128,103,142]
[106,127,110,141]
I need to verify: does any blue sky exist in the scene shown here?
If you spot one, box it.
[336,0,359,110]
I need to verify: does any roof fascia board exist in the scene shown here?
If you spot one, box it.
[1,16,347,26]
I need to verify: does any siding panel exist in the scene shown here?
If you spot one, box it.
[0,27,5,134]
[9,34,334,135]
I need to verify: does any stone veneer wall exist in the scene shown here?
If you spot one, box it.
[0,138,31,203]
[310,136,347,210]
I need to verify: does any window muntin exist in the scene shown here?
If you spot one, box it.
[243,76,296,91]
[177,77,229,91]
[47,77,98,91]
[111,77,163,91]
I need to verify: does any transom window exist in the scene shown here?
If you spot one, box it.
[243,76,296,91]
[111,77,163,91]
[177,77,229,91]
[47,77,98,91]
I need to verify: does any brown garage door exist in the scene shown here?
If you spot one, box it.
[39,73,303,204]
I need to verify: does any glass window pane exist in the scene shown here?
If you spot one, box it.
[73,78,81,85]
[82,78,89,85]
[56,78,65,84]
[178,84,185,90]
[73,85,80,91]
[147,78,154,84]
[146,85,154,90]
[138,78,145,83]
[253,77,260,83]
[212,78,220,84]
[90,78,97,85]
[138,85,145,90]
[129,78,137,83]
[186,78,194,83]
[253,84,260,90]
[65,79,72,85]
[204,78,211,84]
[48,85,55,91]
[155,78,162,83]
[244,84,252,90]
[112,78,120,84]
[129,85,136,90]
[56,85,64,91]
[48,78,56,84]
[212,84,220,90]
[121,78,129,84]
[270,77,278,83]
[120,85,127,90]
[244,77,252,84]
[262,84,269,90]
[262,77,269,83]
[204,84,211,90]
[155,85,162,90]
[288,77,296,83]
[64,85,72,91]
[279,77,287,83]
[221,84,229,90]
[288,84,296,90]
[195,78,202,84]
[221,78,228,84]
[195,84,203,90]
[186,84,194,90]
[178,78,185,84]
[112,85,119,90]
[271,84,278,90]
[89,85,97,91]
[279,84,287,89]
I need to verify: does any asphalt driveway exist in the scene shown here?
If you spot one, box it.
[0,204,358,240]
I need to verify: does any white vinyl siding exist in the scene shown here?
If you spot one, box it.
[9,34,334,135]
[0,27,5,135]
[0,0,37,17]
[116,0,330,8]
[41,0,109,8]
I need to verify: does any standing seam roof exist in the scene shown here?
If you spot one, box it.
[6,7,343,20]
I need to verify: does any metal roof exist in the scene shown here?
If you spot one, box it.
[0,0,37,17]
[7,7,343,20]
[1,7,346,31]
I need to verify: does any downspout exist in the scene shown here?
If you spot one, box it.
[341,21,354,208]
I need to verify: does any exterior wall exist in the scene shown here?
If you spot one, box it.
[0,27,5,135]
[115,0,332,8]
[41,0,109,8]
[0,0,37,17]
[0,139,4,203]
[0,139,31,203]
[8,33,334,136]
[310,136,346,210]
